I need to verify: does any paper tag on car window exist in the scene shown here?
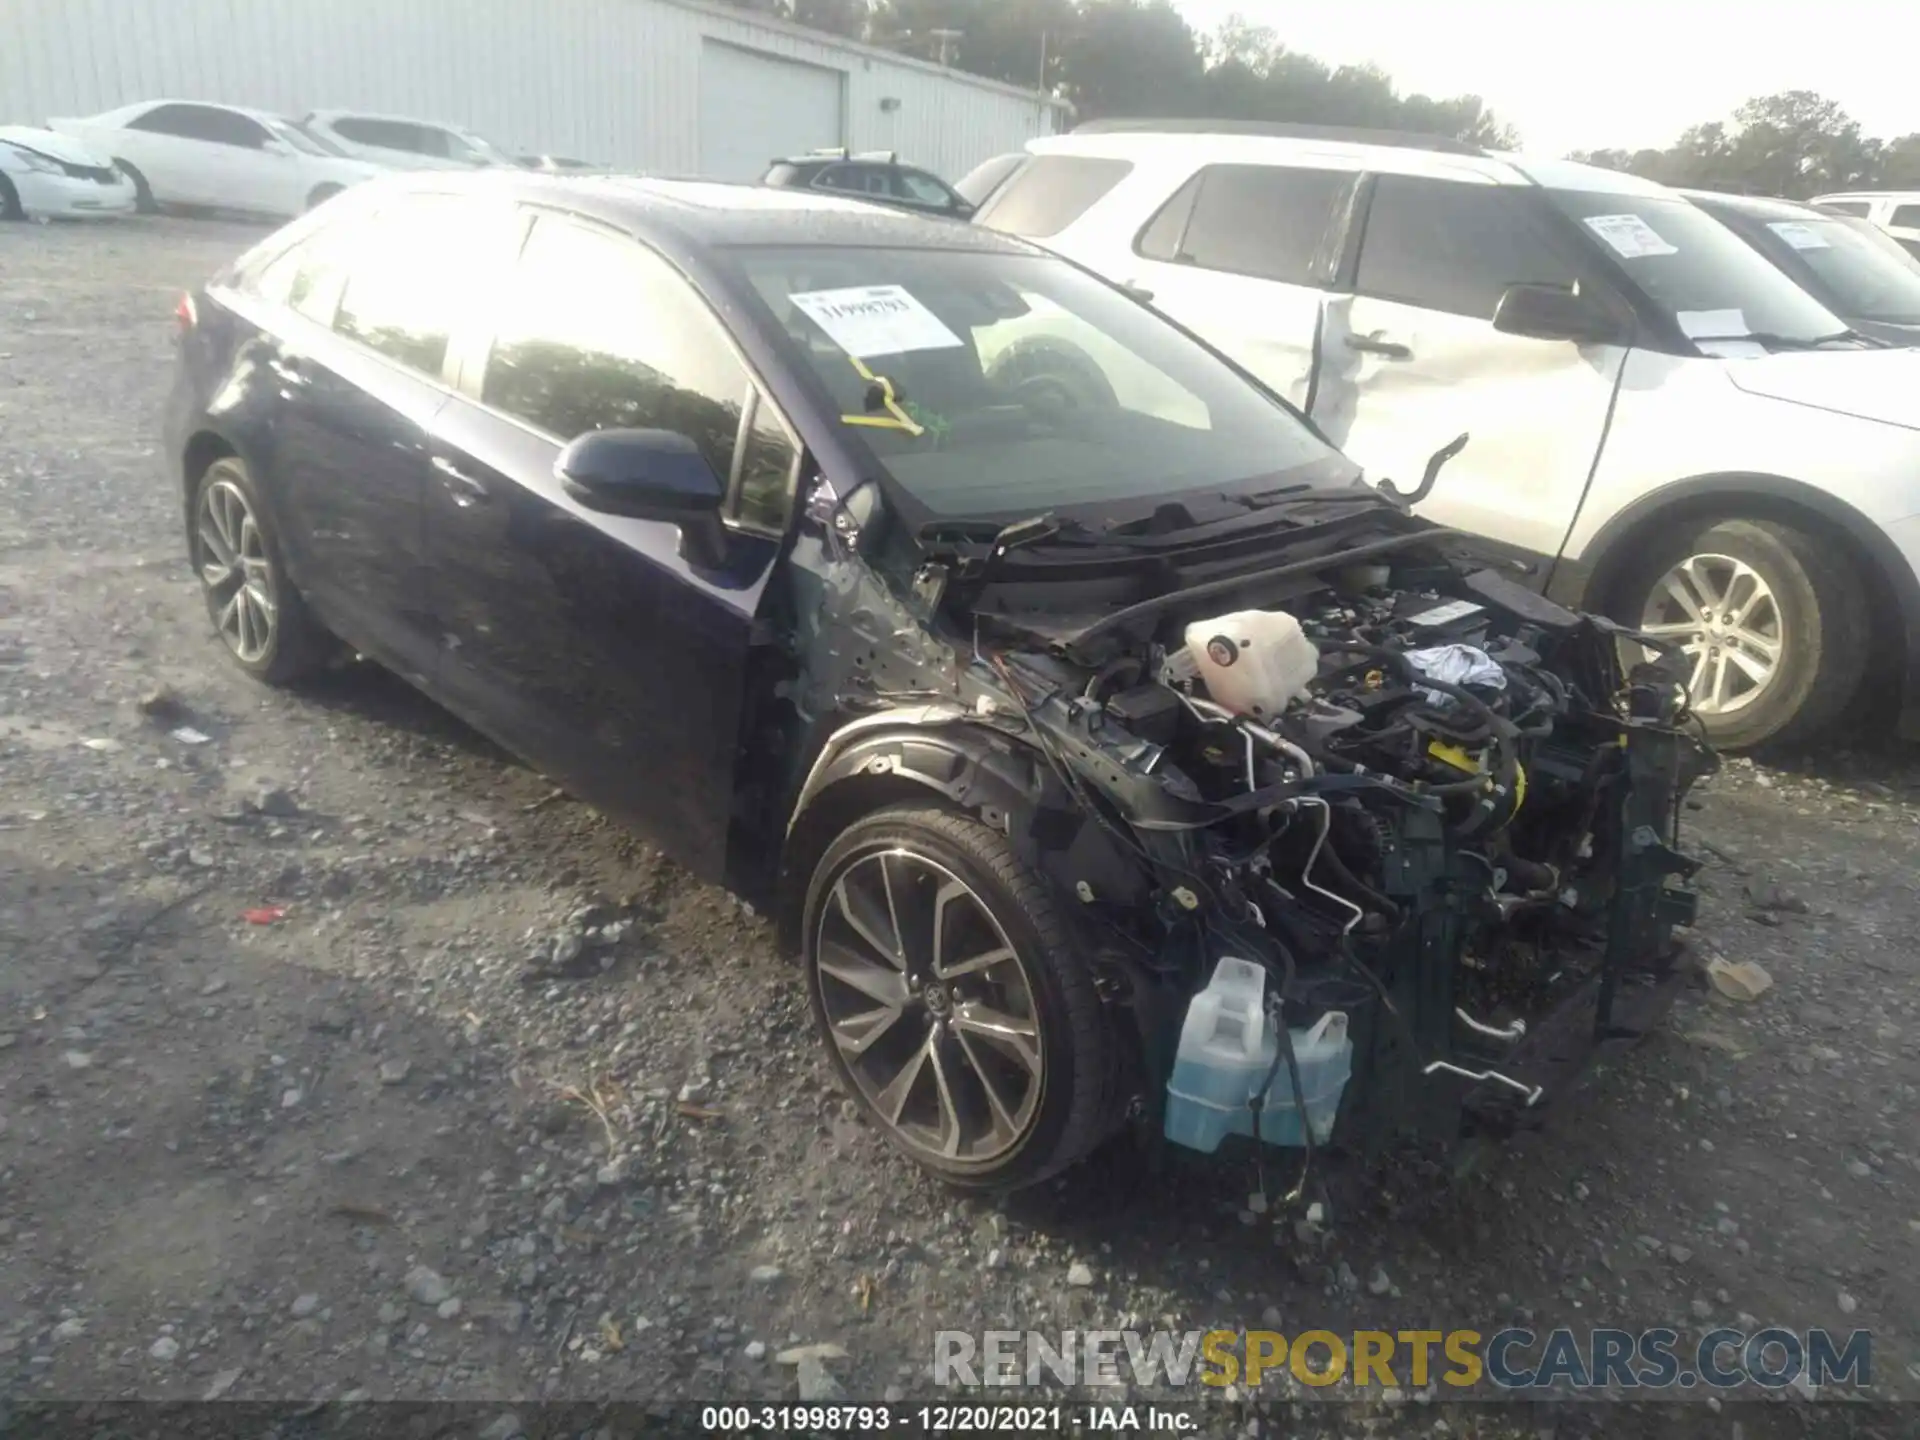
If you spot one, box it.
[1678,309,1766,359]
[788,285,964,357]
[1767,220,1831,250]
[1582,213,1678,258]
[1675,309,1746,339]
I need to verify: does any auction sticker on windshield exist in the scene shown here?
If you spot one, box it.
[789,285,964,357]
[1767,221,1831,250]
[1583,213,1678,259]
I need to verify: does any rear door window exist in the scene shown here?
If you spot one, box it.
[331,197,514,377]
[334,117,415,152]
[132,103,268,148]
[817,164,888,197]
[1166,165,1350,286]
[1356,176,1579,319]
[253,217,364,322]
[975,155,1133,238]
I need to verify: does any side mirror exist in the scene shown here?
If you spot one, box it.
[260,138,293,158]
[1492,283,1624,344]
[951,199,976,220]
[556,428,729,567]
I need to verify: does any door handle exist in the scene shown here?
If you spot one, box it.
[431,454,491,507]
[1345,334,1413,360]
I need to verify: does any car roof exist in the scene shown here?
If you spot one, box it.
[389,171,1034,252]
[103,98,293,125]
[1026,128,1674,196]
[1811,190,1920,202]
[1679,188,1820,219]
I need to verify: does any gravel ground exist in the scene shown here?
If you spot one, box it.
[1,217,1916,1428]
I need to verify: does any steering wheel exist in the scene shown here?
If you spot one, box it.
[985,338,1120,420]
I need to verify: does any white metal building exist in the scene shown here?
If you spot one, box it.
[0,0,1066,181]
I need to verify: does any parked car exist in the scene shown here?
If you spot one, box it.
[0,124,136,220]
[46,100,381,218]
[762,148,972,219]
[976,120,1920,749]
[1684,190,1920,346]
[167,172,1709,1189]
[298,110,516,171]
[517,154,604,174]
[1809,191,1920,260]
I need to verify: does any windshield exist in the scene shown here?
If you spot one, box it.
[730,245,1349,522]
[267,117,340,158]
[1548,190,1845,348]
[1721,209,1920,325]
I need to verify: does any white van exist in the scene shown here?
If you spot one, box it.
[975,122,1920,748]
[1810,191,1920,261]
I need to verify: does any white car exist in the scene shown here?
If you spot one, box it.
[45,100,382,219]
[297,109,517,172]
[1809,191,1920,262]
[974,123,1920,748]
[0,125,137,219]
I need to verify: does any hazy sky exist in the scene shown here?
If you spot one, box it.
[1170,0,1915,157]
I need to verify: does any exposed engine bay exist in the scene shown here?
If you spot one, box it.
[774,488,1718,1162]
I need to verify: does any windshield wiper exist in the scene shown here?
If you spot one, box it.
[1691,329,1878,351]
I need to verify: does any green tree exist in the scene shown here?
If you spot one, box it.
[1873,132,1920,188]
[1058,0,1206,120]
[788,0,871,38]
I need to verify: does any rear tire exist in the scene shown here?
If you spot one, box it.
[0,174,22,221]
[114,160,156,213]
[1609,515,1868,749]
[802,803,1120,1191]
[189,456,331,685]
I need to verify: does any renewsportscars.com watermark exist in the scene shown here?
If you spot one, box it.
[934,1327,1872,1393]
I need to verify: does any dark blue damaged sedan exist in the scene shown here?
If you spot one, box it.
[167,172,1710,1191]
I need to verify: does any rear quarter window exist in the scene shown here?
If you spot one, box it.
[1890,204,1920,230]
[976,155,1133,239]
[1140,164,1351,286]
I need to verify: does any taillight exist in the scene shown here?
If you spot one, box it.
[175,292,197,332]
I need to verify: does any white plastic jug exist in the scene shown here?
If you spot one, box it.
[1184,609,1319,718]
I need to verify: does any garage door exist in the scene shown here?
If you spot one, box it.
[699,41,845,181]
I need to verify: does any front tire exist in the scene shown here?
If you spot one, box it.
[1611,516,1868,749]
[802,803,1119,1191]
[189,457,330,685]
[0,174,22,221]
[306,183,343,211]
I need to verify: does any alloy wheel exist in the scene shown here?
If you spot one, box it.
[813,847,1044,1164]
[196,476,278,664]
[1639,551,1783,715]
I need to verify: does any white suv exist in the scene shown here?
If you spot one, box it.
[975,122,1920,749]
[1809,191,1920,261]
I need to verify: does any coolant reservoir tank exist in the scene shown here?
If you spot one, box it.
[1184,609,1319,718]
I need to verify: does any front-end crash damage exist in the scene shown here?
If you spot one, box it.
[757,477,1717,1165]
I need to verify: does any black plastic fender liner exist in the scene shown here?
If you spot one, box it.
[776,712,1052,951]
[785,708,1040,838]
